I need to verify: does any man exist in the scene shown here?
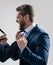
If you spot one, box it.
[15,4,50,65]
[0,4,50,65]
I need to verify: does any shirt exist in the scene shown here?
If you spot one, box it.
[23,24,34,38]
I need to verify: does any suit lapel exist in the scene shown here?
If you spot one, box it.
[27,24,39,42]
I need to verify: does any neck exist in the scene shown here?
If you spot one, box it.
[24,22,32,29]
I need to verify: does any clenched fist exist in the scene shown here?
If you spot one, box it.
[16,32,27,51]
[0,35,8,45]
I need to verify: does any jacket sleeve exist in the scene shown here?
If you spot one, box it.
[20,33,50,65]
[0,41,19,62]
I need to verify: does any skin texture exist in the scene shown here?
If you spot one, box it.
[0,35,7,45]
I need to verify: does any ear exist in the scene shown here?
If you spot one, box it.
[24,14,29,20]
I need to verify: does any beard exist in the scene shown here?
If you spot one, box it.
[16,19,26,30]
[19,21,26,30]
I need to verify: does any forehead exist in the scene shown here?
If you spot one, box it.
[17,11,21,15]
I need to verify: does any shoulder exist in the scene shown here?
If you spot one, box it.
[31,24,50,42]
[32,25,50,48]
[28,24,50,42]
[32,24,49,36]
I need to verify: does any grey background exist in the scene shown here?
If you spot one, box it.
[0,0,53,65]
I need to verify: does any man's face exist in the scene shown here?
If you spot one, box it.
[16,11,26,30]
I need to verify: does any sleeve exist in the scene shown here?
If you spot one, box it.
[0,41,20,62]
[0,43,11,62]
[11,41,20,61]
[20,33,50,65]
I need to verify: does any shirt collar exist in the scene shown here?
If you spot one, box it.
[25,24,34,33]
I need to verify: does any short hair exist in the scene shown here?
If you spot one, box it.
[16,4,34,22]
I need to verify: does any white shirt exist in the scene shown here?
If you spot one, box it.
[17,24,34,41]
[25,24,34,33]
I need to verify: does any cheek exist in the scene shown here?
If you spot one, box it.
[20,18,24,22]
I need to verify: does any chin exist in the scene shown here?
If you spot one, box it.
[19,27,25,30]
[19,25,25,30]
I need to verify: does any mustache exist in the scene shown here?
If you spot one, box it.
[16,20,18,23]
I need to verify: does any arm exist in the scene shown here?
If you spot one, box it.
[0,41,20,62]
[20,34,50,65]
[10,41,20,61]
[0,43,12,62]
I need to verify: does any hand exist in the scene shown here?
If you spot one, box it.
[0,35,8,45]
[16,32,23,40]
[16,32,27,51]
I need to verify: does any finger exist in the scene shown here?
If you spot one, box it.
[16,32,23,40]
[0,38,8,44]
[0,34,6,38]
[19,33,23,37]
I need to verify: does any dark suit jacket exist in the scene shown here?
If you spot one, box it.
[0,24,50,65]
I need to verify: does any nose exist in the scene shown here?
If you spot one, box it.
[16,20,18,23]
[16,16,19,23]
